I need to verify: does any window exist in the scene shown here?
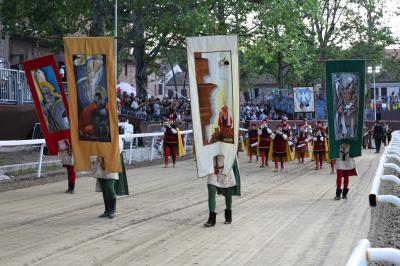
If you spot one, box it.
[124,63,128,76]
[158,84,163,95]
[254,88,259,97]
[181,88,187,97]
[381,87,387,96]
[168,88,173,98]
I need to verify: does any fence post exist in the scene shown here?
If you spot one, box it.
[150,136,155,161]
[37,143,45,177]
[128,139,133,165]
[184,132,188,154]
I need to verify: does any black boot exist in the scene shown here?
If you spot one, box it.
[335,189,342,200]
[65,182,75,194]
[342,188,349,199]
[224,209,232,224]
[203,212,217,227]
[99,198,110,218]
[108,198,116,219]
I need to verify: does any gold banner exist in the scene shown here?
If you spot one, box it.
[64,37,121,172]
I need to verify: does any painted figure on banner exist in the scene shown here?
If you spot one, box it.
[332,73,359,139]
[31,68,69,132]
[293,87,314,113]
[194,51,234,145]
[73,55,111,142]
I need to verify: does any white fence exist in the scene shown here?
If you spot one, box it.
[346,130,400,265]
[0,130,193,178]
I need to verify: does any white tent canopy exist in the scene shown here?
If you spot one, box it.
[117,82,136,96]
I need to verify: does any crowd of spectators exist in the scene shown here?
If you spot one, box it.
[117,91,191,122]
[240,102,288,121]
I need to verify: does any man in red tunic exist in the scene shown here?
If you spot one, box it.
[246,123,258,163]
[271,124,289,172]
[163,119,179,168]
[312,124,326,170]
[295,124,309,164]
[258,120,272,167]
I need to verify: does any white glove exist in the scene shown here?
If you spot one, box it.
[282,134,288,140]
[276,130,281,135]
[320,136,324,141]
[271,133,276,139]
[267,128,272,134]
[171,128,177,134]
[313,137,317,141]
[258,129,262,135]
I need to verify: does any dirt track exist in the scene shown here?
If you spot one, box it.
[0,150,379,266]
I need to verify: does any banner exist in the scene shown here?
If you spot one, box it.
[326,60,365,158]
[64,37,121,172]
[187,35,239,178]
[293,86,315,112]
[23,55,70,155]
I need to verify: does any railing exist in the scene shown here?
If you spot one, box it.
[346,130,400,265]
[0,68,32,104]
[0,130,192,178]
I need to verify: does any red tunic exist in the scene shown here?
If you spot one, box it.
[164,127,178,145]
[280,123,291,137]
[273,133,286,153]
[258,128,271,148]
[248,129,258,145]
[313,134,325,152]
[296,134,308,152]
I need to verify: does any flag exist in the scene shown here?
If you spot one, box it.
[382,102,387,112]
[387,102,392,112]
[325,60,365,158]
[63,37,121,172]
[23,55,70,155]
[187,35,239,178]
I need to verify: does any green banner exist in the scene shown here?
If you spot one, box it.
[326,60,365,158]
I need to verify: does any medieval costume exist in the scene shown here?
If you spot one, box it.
[324,125,335,174]
[204,156,241,227]
[312,127,326,170]
[362,125,368,149]
[294,125,309,164]
[58,139,77,194]
[334,144,357,200]
[269,125,291,172]
[246,124,258,162]
[162,120,184,168]
[258,120,272,167]
[95,138,129,219]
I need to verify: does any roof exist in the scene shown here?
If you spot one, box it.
[165,72,189,86]
[251,74,278,86]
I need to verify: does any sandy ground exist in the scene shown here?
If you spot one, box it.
[0,150,380,266]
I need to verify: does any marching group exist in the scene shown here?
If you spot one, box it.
[243,117,361,201]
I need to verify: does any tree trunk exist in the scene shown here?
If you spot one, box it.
[164,49,178,98]
[88,0,106,37]
[132,10,147,98]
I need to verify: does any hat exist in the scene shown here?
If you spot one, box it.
[282,116,288,121]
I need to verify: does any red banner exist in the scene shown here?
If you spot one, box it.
[23,55,70,155]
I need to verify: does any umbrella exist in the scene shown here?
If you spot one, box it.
[117,82,136,96]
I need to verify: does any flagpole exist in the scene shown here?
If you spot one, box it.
[114,0,118,80]
[373,71,376,120]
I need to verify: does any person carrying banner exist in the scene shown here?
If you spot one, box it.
[258,120,272,167]
[312,125,326,170]
[246,123,258,163]
[334,143,357,200]
[269,124,291,172]
[95,137,129,219]
[162,119,184,168]
[58,139,77,194]
[294,124,309,164]
[373,120,384,153]
[323,124,335,174]
[204,155,240,227]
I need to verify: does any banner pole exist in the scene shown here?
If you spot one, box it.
[114,0,118,80]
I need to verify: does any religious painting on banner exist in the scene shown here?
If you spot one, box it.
[187,35,239,178]
[326,60,365,159]
[23,55,70,155]
[64,37,121,172]
[293,86,315,113]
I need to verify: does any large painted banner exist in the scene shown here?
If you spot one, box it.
[293,86,315,113]
[64,37,121,172]
[187,35,239,178]
[23,55,70,155]
[326,60,365,158]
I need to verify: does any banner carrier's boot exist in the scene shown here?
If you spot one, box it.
[108,198,116,219]
[99,198,110,218]
[65,182,75,194]
[342,188,349,199]
[224,209,232,224]
[335,189,342,200]
[204,212,217,227]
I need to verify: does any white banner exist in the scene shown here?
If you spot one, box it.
[293,86,315,113]
[187,35,239,178]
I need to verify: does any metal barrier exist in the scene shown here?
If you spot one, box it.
[0,68,31,104]
[347,131,400,265]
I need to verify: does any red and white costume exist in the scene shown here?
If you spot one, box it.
[258,121,272,167]
[163,123,179,167]
[271,125,289,171]
[247,124,258,162]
